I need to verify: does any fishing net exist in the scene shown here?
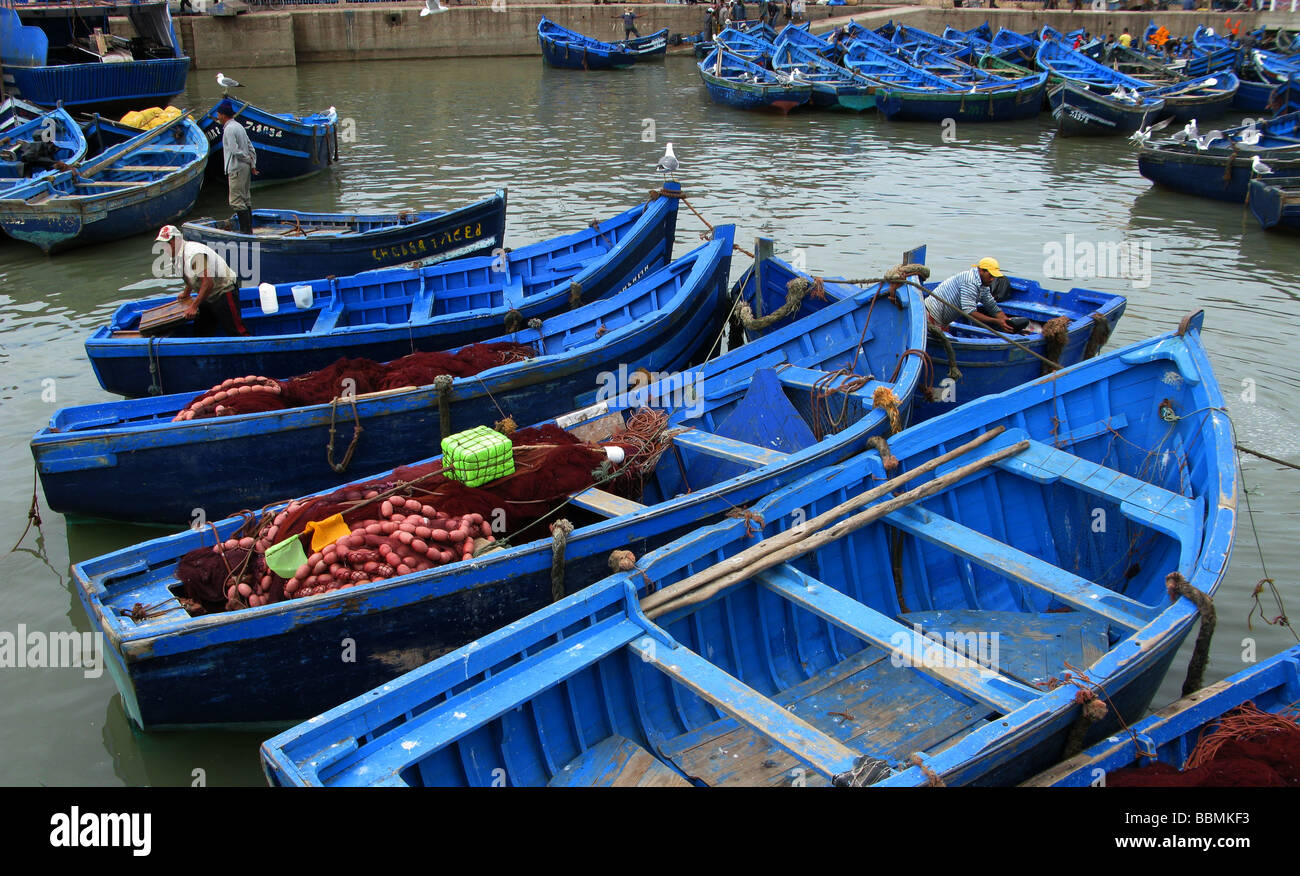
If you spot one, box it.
[1105,702,1300,787]
[174,412,672,614]
[171,342,536,421]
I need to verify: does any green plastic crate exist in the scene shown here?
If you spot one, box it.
[441,426,515,488]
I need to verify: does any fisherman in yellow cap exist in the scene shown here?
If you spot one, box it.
[924,257,1023,334]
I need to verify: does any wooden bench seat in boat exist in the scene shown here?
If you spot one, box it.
[548,735,692,787]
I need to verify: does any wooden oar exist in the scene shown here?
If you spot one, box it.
[640,426,1009,616]
[643,435,1029,620]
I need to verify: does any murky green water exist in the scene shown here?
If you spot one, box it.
[1,55,1297,786]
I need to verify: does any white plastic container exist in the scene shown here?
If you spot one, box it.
[291,284,313,309]
[605,446,626,464]
[258,282,279,315]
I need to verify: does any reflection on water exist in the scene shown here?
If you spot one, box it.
[0,55,1296,786]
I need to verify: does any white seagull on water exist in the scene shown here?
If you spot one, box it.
[656,142,679,181]
[216,72,242,92]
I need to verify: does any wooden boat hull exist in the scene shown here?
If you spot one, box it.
[1234,78,1278,111]
[1139,146,1300,203]
[0,119,208,253]
[84,187,680,397]
[538,17,637,70]
[697,67,811,114]
[258,315,1235,787]
[1027,644,1300,786]
[620,29,669,62]
[37,229,733,525]
[1,58,189,116]
[877,84,1044,123]
[198,100,338,187]
[1049,82,1163,137]
[0,103,86,193]
[1248,175,1300,231]
[69,247,927,729]
[911,280,1126,423]
[180,193,508,285]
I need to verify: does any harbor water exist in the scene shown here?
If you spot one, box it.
[0,54,1297,785]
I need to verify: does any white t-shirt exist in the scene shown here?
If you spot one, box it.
[176,240,238,295]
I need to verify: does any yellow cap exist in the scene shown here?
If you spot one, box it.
[973,257,1004,278]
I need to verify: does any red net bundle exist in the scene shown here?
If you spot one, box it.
[171,342,536,421]
[1106,702,1300,787]
[173,414,671,615]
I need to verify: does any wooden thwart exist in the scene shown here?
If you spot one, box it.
[641,427,1022,620]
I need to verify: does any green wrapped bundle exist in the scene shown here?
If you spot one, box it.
[441,426,515,488]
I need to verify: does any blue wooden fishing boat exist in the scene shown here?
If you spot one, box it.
[888,24,972,62]
[697,47,812,114]
[197,98,338,187]
[179,193,508,286]
[844,43,1045,123]
[538,17,637,70]
[1248,174,1300,231]
[0,1,188,115]
[771,41,874,111]
[259,312,1236,787]
[989,29,1039,65]
[68,242,927,728]
[772,22,838,59]
[1037,40,1166,136]
[0,112,206,253]
[618,28,669,62]
[0,100,85,193]
[84,186,680,398]
[40,226,736,526]
[1137,113,1300,203]
[709,26,775,64]
[911,269,1126,423]
[1027,644,1300,787]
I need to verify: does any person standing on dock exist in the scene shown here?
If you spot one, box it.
[702,6,716,40]
[215,100,258,235]
[923,258,1021,334]
[621,8,641,38]
[156,225,247,337]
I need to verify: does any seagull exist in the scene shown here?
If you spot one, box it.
[1183,118,1199,140]
[420,0,447,15]
[655,142,679,180]
[1241,125,1261,146]
[1130,117,1173,145]
[1193,130,1226,150]
[216,72,242,92]
[1252,155,1273,175]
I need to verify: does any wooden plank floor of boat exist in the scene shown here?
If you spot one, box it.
[656,610,1107,787]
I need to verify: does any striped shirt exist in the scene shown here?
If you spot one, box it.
[924,267,1000,327]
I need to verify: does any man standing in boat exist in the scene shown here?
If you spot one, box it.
[156,225,247,337]
[924,258,1024,334]
[215,100,258,235]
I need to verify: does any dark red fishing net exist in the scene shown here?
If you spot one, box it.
[173,342,535,421]
[1106,704,1300,787]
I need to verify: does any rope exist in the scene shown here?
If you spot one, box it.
[608,549,636,573]
[1039,315,1071,377]
[927,323,963,383]
[434,374,454,440]
[325,394,363,474]
[550,519,574,602]
[1062,688,1110,759]
[1236,443,1300,471]
[1082,312,1111,360]
[1167,571,1216,696]
[9,466,42,553]
[866,435,898,472]
[872,386,903,436]
[737,275,820,331]
[832,754,895,787]
[147,336,163,396]
[908,754,945,787]
[504,308,525,332]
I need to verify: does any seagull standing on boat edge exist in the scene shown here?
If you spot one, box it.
[216,72,242,93]
[656,143,679,182]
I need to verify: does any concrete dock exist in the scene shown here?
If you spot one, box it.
[158,3,1300,69]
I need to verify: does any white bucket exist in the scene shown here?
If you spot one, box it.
[291,284,313,309]
[258,282,279,315]
[605,446,626,464]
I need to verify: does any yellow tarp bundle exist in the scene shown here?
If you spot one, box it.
[119,106,184,130]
